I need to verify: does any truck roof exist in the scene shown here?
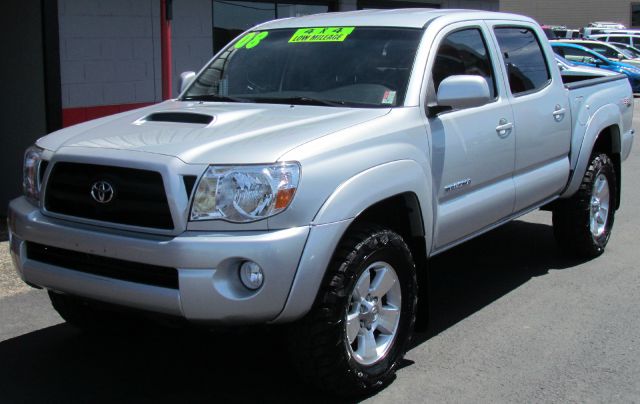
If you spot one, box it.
[257,8,534,30]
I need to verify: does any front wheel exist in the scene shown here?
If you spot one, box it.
[288,225,418,397]
[553,153,617,259]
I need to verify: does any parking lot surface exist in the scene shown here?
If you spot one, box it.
[1,106,639,403]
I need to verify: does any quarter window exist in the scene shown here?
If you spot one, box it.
[494,27,551,95]
[432,28,497,99]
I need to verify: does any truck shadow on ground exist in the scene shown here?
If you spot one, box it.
[0,219,587,403]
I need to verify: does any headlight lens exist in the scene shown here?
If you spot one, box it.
[23,145,44,203]
[190,162,300,222]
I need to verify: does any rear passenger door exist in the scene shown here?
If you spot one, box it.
[426,22,516,249]
[489,24,571,212]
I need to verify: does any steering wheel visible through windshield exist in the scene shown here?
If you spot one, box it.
[182,27,423,108]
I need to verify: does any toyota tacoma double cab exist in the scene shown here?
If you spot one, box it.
[8,9,635,396]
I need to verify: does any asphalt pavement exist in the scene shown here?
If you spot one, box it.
[1,106,639,403]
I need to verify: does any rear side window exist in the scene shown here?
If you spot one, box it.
[494,27,551,95]
[432,28,497,99]
[633,37,640,48]
[607,37,628,45]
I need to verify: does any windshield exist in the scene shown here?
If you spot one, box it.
[182,27,423,107]
[612,44,638,59]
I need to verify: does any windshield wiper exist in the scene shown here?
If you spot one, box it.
[251,96,347,107]
[181,94,252,103]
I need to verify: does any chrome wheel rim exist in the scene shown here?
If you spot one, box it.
[345,261,402,366]
[590,173,610,239]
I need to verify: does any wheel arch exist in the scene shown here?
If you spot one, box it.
[273,160,433,323]
[562,104,622,209]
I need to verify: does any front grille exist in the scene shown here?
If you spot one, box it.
[44,162,174,229]
[26,242,178,289]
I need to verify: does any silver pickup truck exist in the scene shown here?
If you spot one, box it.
[7,9,635,396]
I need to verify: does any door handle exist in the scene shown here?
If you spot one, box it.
[553,106,566,121]
[496,120,513,137]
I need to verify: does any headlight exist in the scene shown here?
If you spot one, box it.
[190,162,300,222]
[23,145,45,203]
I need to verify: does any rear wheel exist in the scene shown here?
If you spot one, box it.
[553,153,617,259]
[289,224,418,397]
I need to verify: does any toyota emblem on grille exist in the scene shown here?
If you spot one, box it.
[90,180,115,204]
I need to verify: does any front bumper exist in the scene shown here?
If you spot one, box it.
[8,197,310,323]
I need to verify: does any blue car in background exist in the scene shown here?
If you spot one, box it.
[551,42,640,92]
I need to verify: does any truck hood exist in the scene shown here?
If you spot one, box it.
[39,101,390,164]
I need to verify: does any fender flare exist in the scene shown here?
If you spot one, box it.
[562,104,622,198]
[273,159,434,323]
[312,159,433,232]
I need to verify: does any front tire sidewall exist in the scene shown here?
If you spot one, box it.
[340,233,417,385]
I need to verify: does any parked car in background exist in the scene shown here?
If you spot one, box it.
[554,39,640,67]
[551,42,640,92]
[581,27,640,38]
[541,25,557,39]
[584,29,640,39]
[554,54,618,79]
[553,28,581,39]
[591,34,640,49]
[588,21,626,29]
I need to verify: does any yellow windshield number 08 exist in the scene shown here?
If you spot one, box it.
[234,32,269,49]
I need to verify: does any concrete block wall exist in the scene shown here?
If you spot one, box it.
[171,0,213,96]
[499,0,632,29]
[443,0,498,11]
[56,0,499,124]
[58,0,161,109]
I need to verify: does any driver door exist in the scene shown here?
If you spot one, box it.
[426,23,516,250]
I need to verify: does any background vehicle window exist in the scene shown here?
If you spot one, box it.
[607,37,627,45]
[633,37,640,48]
[494,27,551,95]
[553,46,601,65]
[582,43,619,58]
[432,28,497,99]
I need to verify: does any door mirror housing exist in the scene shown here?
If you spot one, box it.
[617,53,627,60]
[179,71,196,94]
[436,75,491,110]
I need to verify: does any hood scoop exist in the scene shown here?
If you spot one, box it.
[140,112,214,126]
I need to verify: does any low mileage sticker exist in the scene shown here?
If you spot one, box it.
[289,27,355,43]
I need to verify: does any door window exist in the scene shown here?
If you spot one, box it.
[432,28,497,99]
[494,27,551,95]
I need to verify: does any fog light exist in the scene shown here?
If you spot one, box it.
[239,261,264,290]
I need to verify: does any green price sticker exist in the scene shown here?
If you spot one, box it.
[289,27,355,43]
[234,31,269,49]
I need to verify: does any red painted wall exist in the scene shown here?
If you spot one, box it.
[62,102,155,127]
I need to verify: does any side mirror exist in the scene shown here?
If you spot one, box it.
[436,75,491,110]
[179,71,196,94]
[618,53,626,60]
